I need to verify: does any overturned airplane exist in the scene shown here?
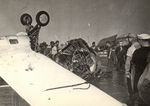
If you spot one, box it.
[0,33,126,106]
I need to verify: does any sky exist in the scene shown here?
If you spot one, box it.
[0,0,150,45]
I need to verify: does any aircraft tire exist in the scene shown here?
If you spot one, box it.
[20,13,32,25]
[36,11,50,26]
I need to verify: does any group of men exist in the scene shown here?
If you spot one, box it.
[106,33,150,106]
[106,40,127,72]
[41,40,60,60]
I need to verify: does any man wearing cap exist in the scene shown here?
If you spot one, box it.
[131,34,150,105]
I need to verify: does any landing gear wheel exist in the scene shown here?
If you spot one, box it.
[20,13,32,25]
[36,11,50,26]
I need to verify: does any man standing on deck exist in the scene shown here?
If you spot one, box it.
[115,41,126,71]
[105,41,113,73]
[125,36,140,105]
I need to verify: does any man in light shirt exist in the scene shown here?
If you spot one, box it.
[126,41,140,78]
[51,41,57,60]
[125,36,140,105]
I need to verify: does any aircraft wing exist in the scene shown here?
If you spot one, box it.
[0,34,125,106]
